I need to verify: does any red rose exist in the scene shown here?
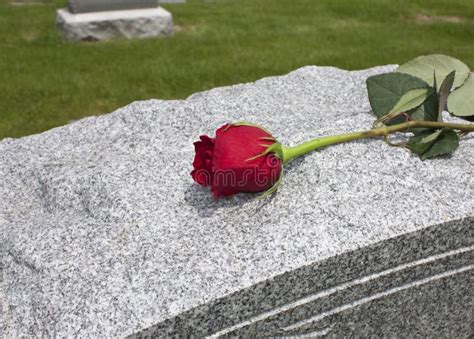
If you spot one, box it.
[191,123,283,198]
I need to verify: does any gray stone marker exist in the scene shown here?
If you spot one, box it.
[57,0,173,41]
[1,66,473,337]
[68,0,159,13]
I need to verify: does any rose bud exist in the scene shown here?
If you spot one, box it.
[191,123,283,198]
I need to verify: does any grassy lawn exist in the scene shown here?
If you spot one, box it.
[0,0,473,139]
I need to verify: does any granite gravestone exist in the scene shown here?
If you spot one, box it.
[1,66,473,337]
[68,0,159,13]
[57,0,173,41]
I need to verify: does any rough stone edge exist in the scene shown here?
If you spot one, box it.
[0,65,397,146]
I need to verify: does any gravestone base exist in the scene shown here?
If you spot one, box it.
[56,7,173,41]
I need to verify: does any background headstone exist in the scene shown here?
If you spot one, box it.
[68,0,159,13]
[57,0,173,41]
[1,65,472,337]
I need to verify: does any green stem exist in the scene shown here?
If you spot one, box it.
[282,121,474,164]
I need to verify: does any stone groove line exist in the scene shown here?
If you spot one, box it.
[275,325,335,338]
[206,245,474,338]
[282,264,473,332]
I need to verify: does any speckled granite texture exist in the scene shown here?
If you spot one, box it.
[1,65,473,338]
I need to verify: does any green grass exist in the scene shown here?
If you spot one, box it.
[1,0,473,139]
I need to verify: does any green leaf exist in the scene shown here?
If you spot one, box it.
[420,129,443,144]
[406,130,439,155]
[389,88,432,114]
[422,130,459,160]
[447,73,474,118]
[396,54,470,91]
[366,72,429,119]
[406,129,460,160]
[438,71,456,118]
[408,92,439,122]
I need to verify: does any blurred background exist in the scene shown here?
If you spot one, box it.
[0,0,473,139]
